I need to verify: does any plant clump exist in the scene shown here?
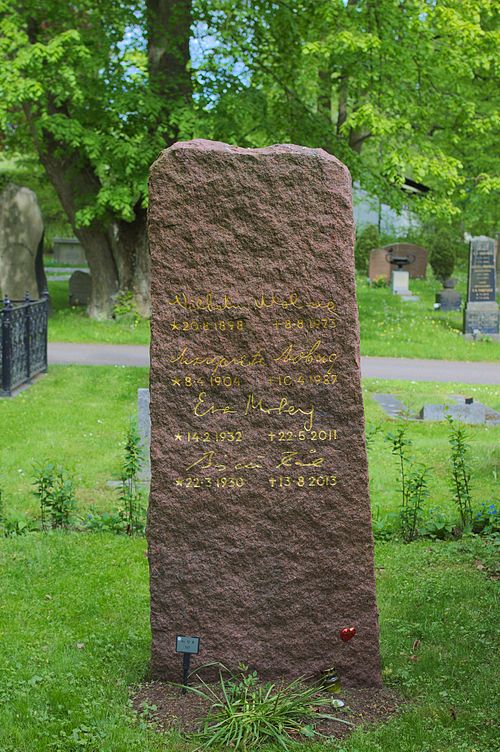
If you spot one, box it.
[186,664,351,750]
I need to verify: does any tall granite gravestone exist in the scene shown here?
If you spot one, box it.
[147,140,381,688]
[464,237,499,339]
[0,183,47,300]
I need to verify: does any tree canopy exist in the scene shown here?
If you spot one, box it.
[0,0,497,316]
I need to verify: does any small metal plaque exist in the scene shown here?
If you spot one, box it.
[176,635,200,654]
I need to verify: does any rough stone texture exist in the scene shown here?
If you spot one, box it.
[464,237,499,339]
[147,139,381,688]
[0,183,46,300]
[368,243,427,282]
[138,387,151,481]
[68,270,92,307]
[53,237,86,265]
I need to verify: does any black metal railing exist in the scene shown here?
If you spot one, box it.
[0,292,49,397]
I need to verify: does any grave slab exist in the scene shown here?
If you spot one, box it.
[147,139,381,687]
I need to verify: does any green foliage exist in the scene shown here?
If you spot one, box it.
[472,502,499,536]
[355,225,380,274]
[370,276,389,288]
[386,425,430,542]
[83,508,127,534]
[423,224,462,283]
[112,290,143,328]
[118,421,146,535]
[188,663,350,749]
[197,0,499,230]
[447,418,474,530]
[32,463,77,530]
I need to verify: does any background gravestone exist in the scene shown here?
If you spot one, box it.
[147,139,381,688]
[368,243,427,283]
[53,237,86,265]
[68,270,92,307]
[464,236,499,339]
[137,388,151,481]
[0,183,47,300]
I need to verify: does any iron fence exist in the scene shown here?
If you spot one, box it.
[0,292,49,396]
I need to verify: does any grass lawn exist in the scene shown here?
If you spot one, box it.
[47,281,150,345]
[1,368,497,522]
[0,533,498,751]
[357,272,499,362]
[46,274,500,361]
[1,367,498,750]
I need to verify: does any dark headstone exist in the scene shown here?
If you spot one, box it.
[68,270,92,306]
[147,139,381,688]
[464,237,499,338]
[436,288,461,311]
[0,183,45,300]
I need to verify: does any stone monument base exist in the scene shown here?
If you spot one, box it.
[464,301,499,340]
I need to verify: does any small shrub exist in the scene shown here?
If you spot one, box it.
[447,417,473,530]
[83,508,126,534]
[188,663,351,750]
[112,290,142,327]
[32,463,77,530]
[418,508,454,540]
[355,225,380,274]
[386,425,431,542]
[425,226,459,283]
[1,512,37,537]
[472,502,499,536]
[372,508,400,541]
[118,421,146,535]
[371,275,389,288]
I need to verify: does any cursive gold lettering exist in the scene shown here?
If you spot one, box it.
[275,449,325,470]
[273,340,337,367]
[244,393,315,431]
[170,348,266,376]
[193,392,236,417]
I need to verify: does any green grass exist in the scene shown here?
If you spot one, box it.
[47,281,151,345]
[363,379,500,521]
[0,366,149,516]
[0,534,498,751]
[357,273,499,362]
[47,274,500,360]
[1,368,497,523]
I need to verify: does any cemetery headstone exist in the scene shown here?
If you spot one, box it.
[147,139,381,688]
[0,183,46,300]
[137,388,151,481]
[68,270,92,307]
[367,248,391,283]
[436,279,461,311]
[464,236,499,339]
[53,237,86,265]
[368,243,427,283]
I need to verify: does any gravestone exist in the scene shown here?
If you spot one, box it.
[436,280,461,312]
[53,237,86,265]
[464,237,499,339]
[368,248,391,283]
[68,270,92,306]
[137,388,151,481]
[147,139,381,688]
[368,243,427,283]
[0,183,47,300]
